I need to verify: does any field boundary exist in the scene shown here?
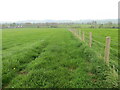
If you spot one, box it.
[69,28,118,72]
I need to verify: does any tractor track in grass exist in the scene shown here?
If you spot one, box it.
[3,40,49,88]
[3,30,57,88]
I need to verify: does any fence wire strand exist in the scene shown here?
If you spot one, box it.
[69,29,119,71]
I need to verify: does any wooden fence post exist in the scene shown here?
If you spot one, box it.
[79,30,81,40]
[74,29,76,34]
[89,32,92,47]
[104,36,111,66]
[78,30,79,35]
[76,29,78,35]
[76,30,78,35]
[82,31,84,41]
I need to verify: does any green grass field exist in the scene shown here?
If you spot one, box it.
[0,29,2,89]
[2,28,118,88]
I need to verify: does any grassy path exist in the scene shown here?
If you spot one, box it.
[2,28,118,88]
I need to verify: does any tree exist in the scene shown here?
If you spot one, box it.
[99,24,103,28]
[92,21,97,25]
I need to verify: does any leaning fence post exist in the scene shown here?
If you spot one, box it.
[89,32,92,47]
[104,36,111,66]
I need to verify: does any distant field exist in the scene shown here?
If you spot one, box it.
[2,28,118,88]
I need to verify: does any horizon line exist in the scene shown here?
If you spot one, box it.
[0,18,118,23]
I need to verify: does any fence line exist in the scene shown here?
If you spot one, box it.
[69,28,118,69]
[104,37,111,66]
[89,32,92,47]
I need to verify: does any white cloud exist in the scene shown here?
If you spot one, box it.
[0,0,119,22]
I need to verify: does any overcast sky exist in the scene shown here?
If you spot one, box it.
[0,0,119,22]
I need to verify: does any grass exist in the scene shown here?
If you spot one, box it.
[77,28,118,71]
[0,29,2,89]
[2,28,118,88]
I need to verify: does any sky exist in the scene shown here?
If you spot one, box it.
[0,0,119,22]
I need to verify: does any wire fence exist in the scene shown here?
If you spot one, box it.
[69,28,118,72]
